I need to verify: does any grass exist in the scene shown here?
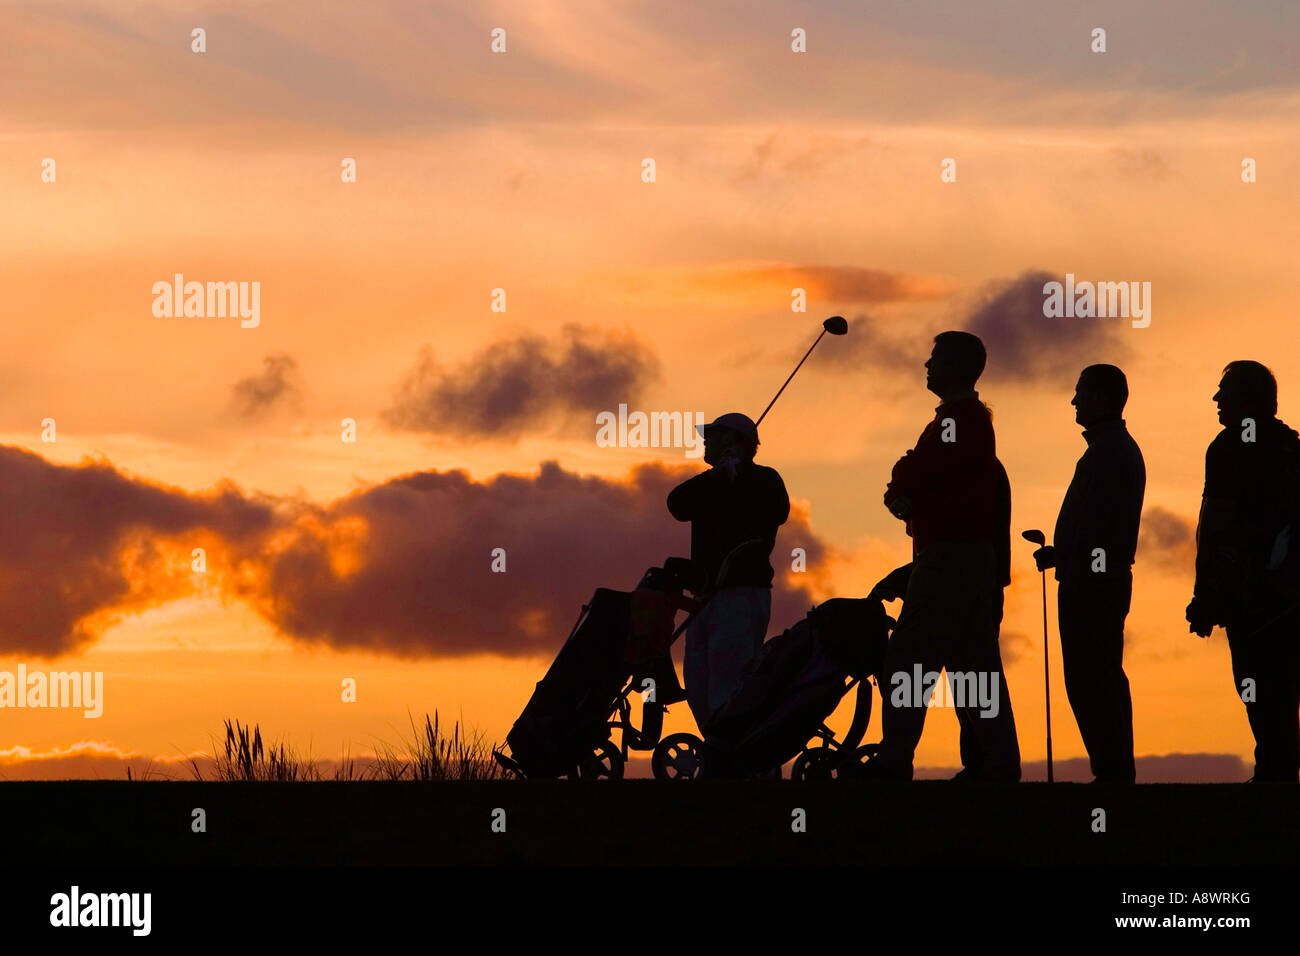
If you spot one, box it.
[370,711,505,781]
[191,719,321,782]
[183,713,505,782]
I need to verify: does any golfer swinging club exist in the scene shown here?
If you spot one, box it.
[667,413,790,735]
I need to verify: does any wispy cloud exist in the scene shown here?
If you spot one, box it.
[686,261,955,306]
[231,353,301,419]
[1138,506,1196,571]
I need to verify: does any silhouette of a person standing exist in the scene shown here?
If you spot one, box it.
[1032,365,1145,783]
[1186,361,1300,782]
[862,331,1021,780]
[668,413,790,734]
[868,456,1014,780]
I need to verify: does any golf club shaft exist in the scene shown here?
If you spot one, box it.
[1041,568,1053,783]
[755,329,828,427]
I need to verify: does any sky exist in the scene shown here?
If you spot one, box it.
[2,0,1299,780]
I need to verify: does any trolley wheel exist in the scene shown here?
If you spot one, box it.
[576,739,624,780]
[791,746,838,781]
[651,732,705,781]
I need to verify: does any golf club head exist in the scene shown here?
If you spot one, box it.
[1021,529,1046,546]
[823,315,848,335]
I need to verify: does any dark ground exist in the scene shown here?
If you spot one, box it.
[3,779,1296,866]
[4,780,1293,939]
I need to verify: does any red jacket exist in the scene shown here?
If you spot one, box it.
[885,395,1006,580]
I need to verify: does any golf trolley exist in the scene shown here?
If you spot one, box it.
[651,597,892,780]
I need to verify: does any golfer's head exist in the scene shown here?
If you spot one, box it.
[1215,360,1276,427]
[1073,364,1128,426]
[699,413,758,464]
[926,331,985,396]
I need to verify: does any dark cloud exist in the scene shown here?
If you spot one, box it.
[811,272,1131,386]
[232,353,301,418]
[241,459,825,658]
[383,325,660,440]
[962,271,1131,384]
[0,446,277,656]
[998,628,1033,667]
[1138,506,1197,571]
[0,445,824,661]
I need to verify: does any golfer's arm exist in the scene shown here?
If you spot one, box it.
[666,472,711,520]
[1193,496,1237,594]
[766,474,791,526]
[1090,458,1142,569]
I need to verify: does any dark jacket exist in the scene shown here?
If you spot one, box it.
[993,456,1011,588]
[885,394,1003,560]
[1052,419,1146,581]
[667,461,790,591]
[1195,416,1300,607]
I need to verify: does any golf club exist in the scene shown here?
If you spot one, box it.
[754,315,849,427]
[1022,528,1054,783]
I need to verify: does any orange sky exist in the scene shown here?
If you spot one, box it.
[3,0,1300,780]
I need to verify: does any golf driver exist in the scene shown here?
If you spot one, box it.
[1021,529,1054,783]
[754,315,849,426]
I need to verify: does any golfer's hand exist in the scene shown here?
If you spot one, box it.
[868,563,912,602]
[887,496,913,520]
[1032,546,1055,572]
[1185,597,1214,638]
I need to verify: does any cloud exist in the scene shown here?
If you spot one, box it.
[240,459,826,658]
[731,131,882,184]
[0,738,365,781]
[382,325,660,440]
[1138,506,1197,571]
[961,271,1131,385]
[813,272,1131,386]
[691,262,956,306]
[1110,147,1172,181]
[0,445,277,656]
[0,445,825,660]
[6,1,1298,139]
[232,353,301,418]
[998,628,1033,667]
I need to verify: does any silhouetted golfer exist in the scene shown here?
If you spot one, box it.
[1186,361,1300,782]
[667,412,790,735]
[860,331,1021,780]
[868,457,1014,780]
[1032,365,1145,783]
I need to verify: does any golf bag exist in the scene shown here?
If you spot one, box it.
[495,557,702,779]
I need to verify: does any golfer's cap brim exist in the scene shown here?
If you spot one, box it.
[697,417,759,444]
